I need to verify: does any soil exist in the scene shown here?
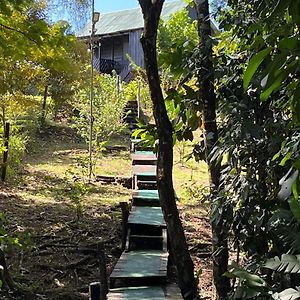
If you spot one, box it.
[0,130,212,299]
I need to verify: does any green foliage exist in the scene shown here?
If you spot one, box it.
[265,254,300,274]
[243,48,272,90]
[125,77,152,111]
[158,5,198,79]
[226,262,268,299]
[68,181,90,222]
[272,287,300,300]
[72,72,127,146]
[212,0,300,297]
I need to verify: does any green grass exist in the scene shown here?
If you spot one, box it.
[173,141,209,204]
[15,126,208,212]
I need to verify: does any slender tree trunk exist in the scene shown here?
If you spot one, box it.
[41,85,48,127]
[1,122,10,182]
[138,1,199,299]
[0,248,16,290]
[195,0,230,298]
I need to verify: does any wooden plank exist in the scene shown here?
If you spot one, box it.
[108,286,165,300]
[131,154,157,160]
[110,250,168,279]
[128,206,165,227]
[134,150,156,156]
[132,165,156,176]
[132,189,160,205]
[131,153,157,165]
[164,284,183,300]
[132,189,159,199]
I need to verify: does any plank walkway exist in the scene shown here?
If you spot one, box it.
[105,138,182,299]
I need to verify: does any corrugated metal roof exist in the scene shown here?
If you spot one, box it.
[76,0,187,38]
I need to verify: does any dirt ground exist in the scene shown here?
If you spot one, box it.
[0,132,212,299]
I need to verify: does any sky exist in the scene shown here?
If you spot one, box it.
[94,0,175,13]
[94,0,140,13]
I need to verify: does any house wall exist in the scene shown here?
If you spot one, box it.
[93,29,144,79]
[99,35,129,63]
[128,29,144,68]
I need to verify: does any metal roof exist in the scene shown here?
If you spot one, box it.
[76,0,187,38]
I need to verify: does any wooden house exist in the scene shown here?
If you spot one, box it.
[76,0,196,81]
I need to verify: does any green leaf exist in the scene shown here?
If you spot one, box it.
[289,0,300,29]
[265,254,300,273]
[273,287,300,300]
[294,156,300,170]
[292,82,300,124]
[288,196,300,223]
[234,286,262,299]
[280,151,292,166]
[292,176,300,200]
[260,69,288,101]
[261,60,298,101]
[228,262,267,287]
[269,0,291,19]
[278,170,298,200]
[243,48,272,90]
[278,36,298,51]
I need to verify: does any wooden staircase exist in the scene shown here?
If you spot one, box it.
[123,101,139,131]
[107,139,182,299]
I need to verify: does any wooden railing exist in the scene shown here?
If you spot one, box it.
[93,58,125,75]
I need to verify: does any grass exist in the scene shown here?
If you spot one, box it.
[173,140,209,204]
[16,127,209,210]
[7,132,127,221]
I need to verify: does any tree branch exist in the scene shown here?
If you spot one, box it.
[0,23,39,45]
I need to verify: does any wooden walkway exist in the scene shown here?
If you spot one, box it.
[106,139,182,299]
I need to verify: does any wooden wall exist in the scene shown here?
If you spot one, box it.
[94,29,144,73]
[128,29,144,68]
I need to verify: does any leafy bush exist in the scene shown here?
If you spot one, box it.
[72,72,127,145]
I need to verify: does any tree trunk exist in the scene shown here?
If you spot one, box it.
[40,85,48,127]
[195,0,230,298]
[1,122,10,182]
[138,1,199,299]
[0,248,17,290]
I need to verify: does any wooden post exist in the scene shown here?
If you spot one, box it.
[98,244,108,300]
[117,75,121,95]
[1,122,10,182]
[120,202,130,251]
[89,282,101,300]
[137,80,141,119]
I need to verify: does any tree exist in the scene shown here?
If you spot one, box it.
[138,1,200,299]
[194,0,230,298]
[210,0,300,297]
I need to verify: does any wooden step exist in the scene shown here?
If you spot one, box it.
[130,139,154,153]
[128,234,163,251]
[132,189,159,199]
[107,286,165,300]
[128,206,165,227]
[127,227,167,252]
[134,174,157,187]
[110,250,168,288]
[137,180,157,190]
[132,189,160,206]
[132,165,156,175]
[132,165,157,190]
[131,152,157,165]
